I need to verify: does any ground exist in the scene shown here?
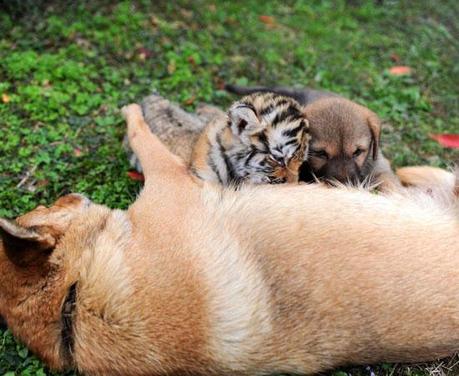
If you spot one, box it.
[0,0,458,375]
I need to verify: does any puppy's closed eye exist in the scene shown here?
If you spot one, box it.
[352,148,365,158]
[311,150,329,160]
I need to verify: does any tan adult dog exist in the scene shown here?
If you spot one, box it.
[0,104,458,376]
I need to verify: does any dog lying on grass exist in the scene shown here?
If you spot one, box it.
[0,104,458,375]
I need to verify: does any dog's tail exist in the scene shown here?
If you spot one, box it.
[396,166,458,197]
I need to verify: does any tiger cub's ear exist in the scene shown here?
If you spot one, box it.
[228,102,264,141]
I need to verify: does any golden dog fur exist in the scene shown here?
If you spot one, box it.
[0,104,458,375]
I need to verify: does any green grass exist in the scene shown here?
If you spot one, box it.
[1,0,458,375]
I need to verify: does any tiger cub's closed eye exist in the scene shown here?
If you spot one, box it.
[268,155,285,167]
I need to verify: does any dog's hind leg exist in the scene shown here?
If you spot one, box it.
[121,104,189,183]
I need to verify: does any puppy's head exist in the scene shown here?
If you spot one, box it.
[300,97,380,185]
[0,194,93,370]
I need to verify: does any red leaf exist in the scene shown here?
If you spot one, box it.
[127,171,145,181]
[74,147,83,157]
[430,134,459,149]
[137,47,153,61]
[259,15,276,27]
[388,66,412,76]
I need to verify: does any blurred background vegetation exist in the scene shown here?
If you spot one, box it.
[0,0,458,375]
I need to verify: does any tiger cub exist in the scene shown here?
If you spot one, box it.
[191,93,310,186]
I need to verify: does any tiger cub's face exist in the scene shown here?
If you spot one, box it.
[228,93,310,184]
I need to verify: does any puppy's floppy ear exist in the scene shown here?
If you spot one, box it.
[367,114,381,161]
[228,102,264,138]
[0,218,56,267]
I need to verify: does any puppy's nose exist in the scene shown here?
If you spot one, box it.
[327,168,349,183]
[325,161,359,185]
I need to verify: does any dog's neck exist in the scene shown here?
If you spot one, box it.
[60,282,77,365]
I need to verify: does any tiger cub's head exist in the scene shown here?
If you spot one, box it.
[228,93,310,184]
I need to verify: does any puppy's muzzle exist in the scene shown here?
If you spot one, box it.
[322,159,361,185]
[299,161,361,185]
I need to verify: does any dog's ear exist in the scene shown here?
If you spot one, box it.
[367,114,381,161]
[228,102,264,139]
[0,218,56,267]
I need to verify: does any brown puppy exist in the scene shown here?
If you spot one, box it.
[226,84,400,190]
[0,105,458,375]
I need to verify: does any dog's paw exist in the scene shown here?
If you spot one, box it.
[121,104,143,122]
[122,103,149,142]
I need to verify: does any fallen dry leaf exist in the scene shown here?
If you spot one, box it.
[36,179,50,188]
[180,9,193,20]
[184,96,196,106]
[430,134,459,149]
[150,15,159,27]
[388,66,412,76]
[127,170,145,181]
[215,77,225,90]
[167,61,176,74]
[137,47,153,61]
[2,93,10,103]
[390,53,401,63]
[259,15,276,27]
[187,56,196,66]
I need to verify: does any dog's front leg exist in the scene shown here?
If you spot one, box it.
[121,104,190,184]
[122,104,201,254]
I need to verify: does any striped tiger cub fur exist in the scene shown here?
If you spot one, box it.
[191,93,310,186]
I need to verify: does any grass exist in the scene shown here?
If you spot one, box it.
[0,0,458,375]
